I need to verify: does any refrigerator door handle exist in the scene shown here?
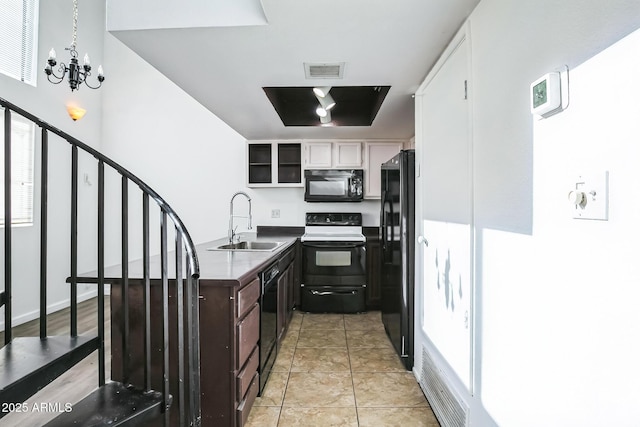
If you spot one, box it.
[417,235,429,246]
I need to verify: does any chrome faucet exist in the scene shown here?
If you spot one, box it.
[228,191,252,243]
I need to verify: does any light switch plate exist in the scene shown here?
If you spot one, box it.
[571,171,609,220]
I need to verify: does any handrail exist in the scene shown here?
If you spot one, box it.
[1,96,201,426]
[0,97,200,278]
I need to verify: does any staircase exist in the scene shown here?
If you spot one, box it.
[0,97,201,426]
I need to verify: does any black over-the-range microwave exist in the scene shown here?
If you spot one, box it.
[304,169,364,202]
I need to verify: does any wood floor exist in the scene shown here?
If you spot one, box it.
[0,298,111,427]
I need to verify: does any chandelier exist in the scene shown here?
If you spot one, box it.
[44,0,104,91]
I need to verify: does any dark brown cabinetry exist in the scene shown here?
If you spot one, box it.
[277,250,296,344]
[110,276,262,427]
[365,228,381,310]
[198,277,262,427]
[109,240,300,427]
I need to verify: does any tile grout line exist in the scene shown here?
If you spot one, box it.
[276,310,304,426]
[345,315,362,427]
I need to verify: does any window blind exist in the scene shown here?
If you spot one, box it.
[0,0,39,85]
[0,112,35,226]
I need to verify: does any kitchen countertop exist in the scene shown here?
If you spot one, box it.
[196,234,298,284]
[75,233,300,287]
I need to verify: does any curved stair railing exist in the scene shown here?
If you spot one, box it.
[0,97,201,426]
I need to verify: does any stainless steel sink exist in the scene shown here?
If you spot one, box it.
[207,241,284,252]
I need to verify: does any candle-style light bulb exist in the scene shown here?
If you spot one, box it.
[83,53,90,66]
[48,48,56,60]
[97,65,104,77]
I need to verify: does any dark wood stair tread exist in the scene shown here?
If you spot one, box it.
[0,335,99,409]
[43,381,167,427]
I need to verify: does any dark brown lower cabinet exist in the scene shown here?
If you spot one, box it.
[110,242,300,427]
[277,253,295,343]
[110,277,261,427]
[366,235,381,310]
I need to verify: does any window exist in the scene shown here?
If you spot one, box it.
[0,112,35,226]
[0,0,39,85]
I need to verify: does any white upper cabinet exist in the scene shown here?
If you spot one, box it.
[303,141,363,169]
[364,141,405,199]
[298,139,406,198]
[334,142,363,168]
[303,141,333,168]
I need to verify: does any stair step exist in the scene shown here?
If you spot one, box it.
[43,381,167,427]
[0,335,99,414]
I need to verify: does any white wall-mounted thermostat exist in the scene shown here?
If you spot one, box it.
[530,72,562,117]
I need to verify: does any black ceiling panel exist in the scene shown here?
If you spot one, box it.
[263,86,390,127]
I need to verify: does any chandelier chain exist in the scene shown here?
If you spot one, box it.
[71,0,78,52]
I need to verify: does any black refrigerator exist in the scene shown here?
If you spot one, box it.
[380,149,415,370]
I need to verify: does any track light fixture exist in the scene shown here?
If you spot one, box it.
[313,86,331,98]
[44,0,104,91]
[320,111,332,125]
[313,86,336,124]
[316,106,328,118]
[317,93,336,111]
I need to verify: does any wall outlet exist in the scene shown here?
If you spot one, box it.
[271,209,280,218]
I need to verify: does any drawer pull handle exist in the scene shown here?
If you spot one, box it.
[310,290,357,296]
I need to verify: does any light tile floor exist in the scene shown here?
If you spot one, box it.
[246,311,440,427]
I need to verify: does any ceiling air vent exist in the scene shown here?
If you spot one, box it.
[304,62,345,79]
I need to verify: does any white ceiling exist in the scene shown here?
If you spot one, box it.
[108,0,480,140]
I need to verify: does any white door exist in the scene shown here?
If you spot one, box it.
[417,34,473,390]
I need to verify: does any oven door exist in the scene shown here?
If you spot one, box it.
[302,241,366,286]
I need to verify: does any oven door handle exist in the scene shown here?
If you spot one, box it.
[310,290,358,296]
[302,242,365,248]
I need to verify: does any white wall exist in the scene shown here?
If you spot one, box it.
[250,187,381,228]
[0,0,106,330]
[100,34,248,255]
[416,0,640,425]
[482,26,640,426]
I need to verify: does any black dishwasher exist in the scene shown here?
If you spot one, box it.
[259,262,278,396]
[258,247,294,395]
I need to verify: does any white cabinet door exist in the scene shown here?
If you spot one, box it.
[334,142,362,168]
[364,142,404,198]
[304,141,332,168]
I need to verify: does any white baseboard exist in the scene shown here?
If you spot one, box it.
[0,289,98,332]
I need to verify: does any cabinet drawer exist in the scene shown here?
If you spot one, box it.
[237,345,259,401]
[236,372,259,427]
[237,303,259,368]
[237,279,260,319]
